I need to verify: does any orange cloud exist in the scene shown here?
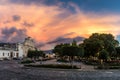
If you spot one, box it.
[0,2,120,50]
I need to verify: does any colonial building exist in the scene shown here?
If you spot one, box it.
[22,37,36,57]
[0,37,36,59]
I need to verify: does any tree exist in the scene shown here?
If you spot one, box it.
[83,33,119,58]
[62,45,83,68]
[53,40,84,68]
[77,46,84,57]
[27,50,45,60]
[83,38,103,57]
[53,41,84,59]
[27,50,34,59]
[99,33,118,57]
[72,40,77,46]
[52,44,64,57]
[98,49,109,61]
[115,47,120,58]
[62,46,80,58]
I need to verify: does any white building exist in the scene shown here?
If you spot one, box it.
[0,37,36,59]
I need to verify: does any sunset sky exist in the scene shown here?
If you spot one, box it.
[0,0,120,50]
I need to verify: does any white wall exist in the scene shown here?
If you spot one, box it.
[18,43,24,58]
[0,50,18,59]
[0,43,25,59]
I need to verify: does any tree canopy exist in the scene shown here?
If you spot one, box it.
[53,41,84,59]
[27,50,45,60]
[83,33,119,57]
[53,33,120,61]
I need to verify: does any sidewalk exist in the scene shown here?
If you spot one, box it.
[79,62,95,71]
[35,59,95,71]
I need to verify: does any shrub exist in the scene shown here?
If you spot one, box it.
[36,58,54,61]
[84,60,100,66]
[57,59,69,62]
[21,60,34,64]
[97,65,120,69]
[24,64,80,69]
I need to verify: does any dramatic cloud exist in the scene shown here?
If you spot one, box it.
[9,0,43,4]
[3,20,11,24]
[8,0,63,6]
[12,15,21,21]
[0,1,120,50]
[47,36,84,44]
[1,27,26,43]
[22,21,34,27]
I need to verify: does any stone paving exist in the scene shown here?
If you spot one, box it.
[0,60,119,80]
[37,59,95,71]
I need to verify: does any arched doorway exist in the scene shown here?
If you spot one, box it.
[16,53,19,58]
[10,52,13,58]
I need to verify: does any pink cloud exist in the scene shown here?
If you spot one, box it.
[0,1,120,49]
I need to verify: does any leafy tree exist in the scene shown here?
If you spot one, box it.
[77,46,84,57]
[62,45,83,68]
[98,49,109,61]
[72,40,77,46]
[99,33,118,56]
[27,50,45,60]
[27,50,34,59]
[115,47,120,58]
[52,44,64,57]
[83,38,103,57]
[53,41,84,59]
[105,41,116,57]
[62,46,80,58]
[83,33,119,58]
[53,40,84,68]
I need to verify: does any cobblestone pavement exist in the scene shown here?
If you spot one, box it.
[0,60,120,80]
[37,59,95,71]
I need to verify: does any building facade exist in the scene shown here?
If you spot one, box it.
[0,37,36,59]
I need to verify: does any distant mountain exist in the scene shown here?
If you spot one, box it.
[47,36,85,44]
[43,50,53,54]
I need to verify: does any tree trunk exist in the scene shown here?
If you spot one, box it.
[70,56,74,69]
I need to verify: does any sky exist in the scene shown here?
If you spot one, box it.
[0,0,120,50]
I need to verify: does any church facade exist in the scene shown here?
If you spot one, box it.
[0,37,36,59]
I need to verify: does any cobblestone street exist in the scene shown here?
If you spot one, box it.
[0,61,119,80]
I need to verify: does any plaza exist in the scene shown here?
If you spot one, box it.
[0,60,119,80]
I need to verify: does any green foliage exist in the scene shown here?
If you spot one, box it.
[53,41,84,58]
[84,38,103,57]
[53,33,120,61]
[98,49,109,61]
[57,59,69,62]
[115,47,120,57]
[84,60,100,66]
[97,65,120,69]
[78,46,84,57]
[52,44,64,57]
[27,50,45,59]
[21,59,34,64]
[62,46,80,56]
[72,40,77,46]
[83,33,119,58]
[24,64,80,69]
[27,50,34,58]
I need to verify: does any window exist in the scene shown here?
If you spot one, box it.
[3,53,4,56]
[14,53,15,56]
